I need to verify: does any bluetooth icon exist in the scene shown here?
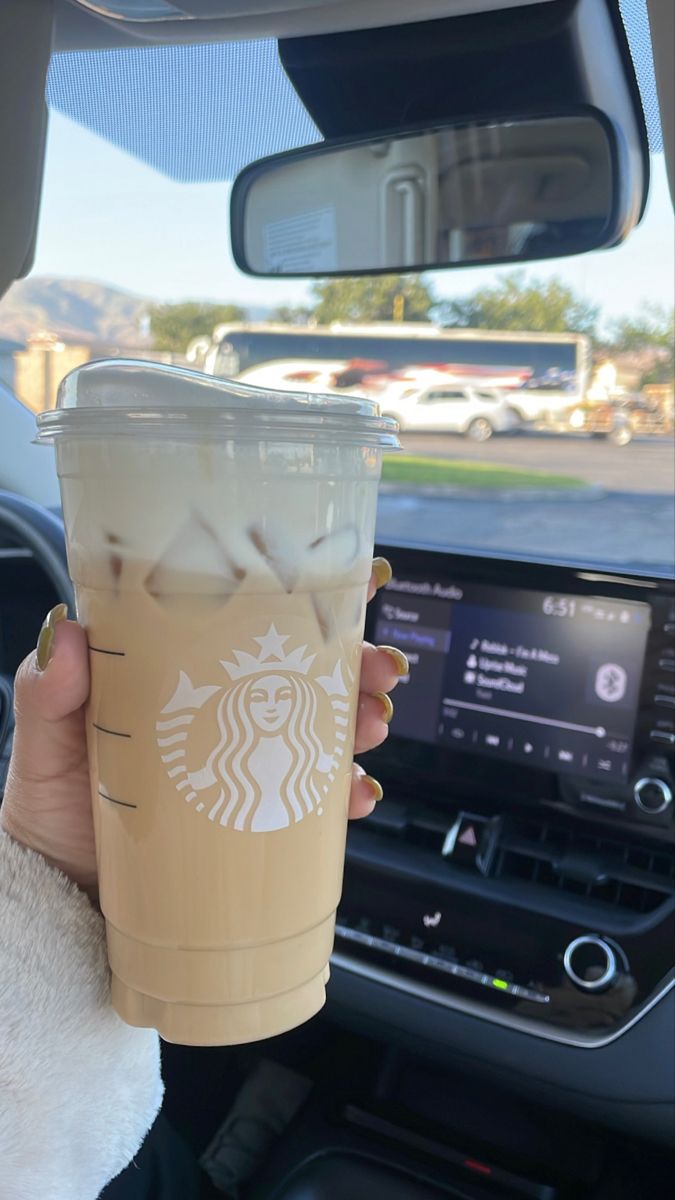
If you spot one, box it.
[594,662,627,703]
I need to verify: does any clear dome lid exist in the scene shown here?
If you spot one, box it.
[36,359,400,448]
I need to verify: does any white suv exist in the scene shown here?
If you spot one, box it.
[380,384,522,441]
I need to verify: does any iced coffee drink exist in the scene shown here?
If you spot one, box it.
[37,360,398,1044]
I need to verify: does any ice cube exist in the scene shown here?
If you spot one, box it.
[145,513,245,597]
[109,553,123,581]
[248,524,299,593]
[312,586,364,644]
[312,593,333,643]
[147,592,233,617]
[103,532,125,590]
[307,525,360,574]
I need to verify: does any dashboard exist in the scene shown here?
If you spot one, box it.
[335,542,675,1144]
[0,516,674,1152]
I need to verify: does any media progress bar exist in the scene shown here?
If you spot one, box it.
[444,699,606,739]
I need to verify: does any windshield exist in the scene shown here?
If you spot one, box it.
[0,13,672,575]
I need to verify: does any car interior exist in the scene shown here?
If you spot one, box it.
[0,1,673,1198]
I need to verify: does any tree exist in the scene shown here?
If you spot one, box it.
[438,271,599,337]
[605,304,674,353]
[309,275,436,324]
[604,304,674,387]
[270,304,313,326]
[149,302,246,352]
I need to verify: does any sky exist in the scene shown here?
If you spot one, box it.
[32,110,674,329]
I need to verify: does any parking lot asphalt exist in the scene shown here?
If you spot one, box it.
[398,431,675,494]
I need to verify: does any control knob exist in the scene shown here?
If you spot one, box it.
[633,777,673,815]
[563,935,618,992]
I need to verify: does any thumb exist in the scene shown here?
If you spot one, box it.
[11,608,90,783]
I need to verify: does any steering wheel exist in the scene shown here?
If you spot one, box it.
[0,492,72,796]
[0,490,73,608]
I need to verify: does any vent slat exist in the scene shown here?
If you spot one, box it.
[492,816,675,915]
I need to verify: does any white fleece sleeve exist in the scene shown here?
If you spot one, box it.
[0,832,164,1200]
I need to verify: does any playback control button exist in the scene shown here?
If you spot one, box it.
[334,924,550,1005]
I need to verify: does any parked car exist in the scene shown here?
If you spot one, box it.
[380,383,521,439]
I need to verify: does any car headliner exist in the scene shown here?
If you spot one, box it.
[53,0,557,51]
[47,0,663,184]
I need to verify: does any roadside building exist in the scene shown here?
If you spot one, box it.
[12,330,184,413]
[0,336,24,390]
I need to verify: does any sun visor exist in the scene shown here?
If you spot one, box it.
[0,1,53,300]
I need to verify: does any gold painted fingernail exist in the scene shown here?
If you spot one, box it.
[364,775,384,802]
[378,645,409,676]
[372,557,392,590]
[373,691,394,723]
[36,603,68,672]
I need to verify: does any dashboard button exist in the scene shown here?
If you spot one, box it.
[658,658,675,672]
[458,965,483,983]
[516,987,551,1005]
[634,776,673,814]
[466,959,485,973]
[593,755,615,773]
[649,730,675,746]
[655,693,675,708]
[557,748,575,764]
[437,943,458,961]
[442,813,486,865]
[563,936,618,992]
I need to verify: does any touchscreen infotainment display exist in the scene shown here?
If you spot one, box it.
[374,572,651,782]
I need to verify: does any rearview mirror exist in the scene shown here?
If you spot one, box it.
[231,113,623,277]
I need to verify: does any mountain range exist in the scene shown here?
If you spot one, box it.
[0,277,271,347]
[0,277,151,347]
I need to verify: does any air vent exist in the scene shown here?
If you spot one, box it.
[364,801,675,916]
[493,816,675,914]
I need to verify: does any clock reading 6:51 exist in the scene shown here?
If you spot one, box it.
[542,596,577,617]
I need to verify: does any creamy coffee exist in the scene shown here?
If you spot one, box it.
[80,560,366,1042]
[38,360,397,1044]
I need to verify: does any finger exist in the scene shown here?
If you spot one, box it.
[354,691,392,754]
[21,612,90,723]
[11,611,90,785]
[359,642,409,696]
[367,556,392,603]
[348,763,383,820]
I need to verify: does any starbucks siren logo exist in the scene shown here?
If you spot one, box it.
[155,625,350,832]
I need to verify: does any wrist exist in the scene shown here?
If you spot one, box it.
[0,802,98,897]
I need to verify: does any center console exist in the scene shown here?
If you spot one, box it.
[339,545,675,1046]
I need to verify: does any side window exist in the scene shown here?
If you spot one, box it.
[420,389,467,404]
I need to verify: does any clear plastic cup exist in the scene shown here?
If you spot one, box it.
[37,359,398,1044]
